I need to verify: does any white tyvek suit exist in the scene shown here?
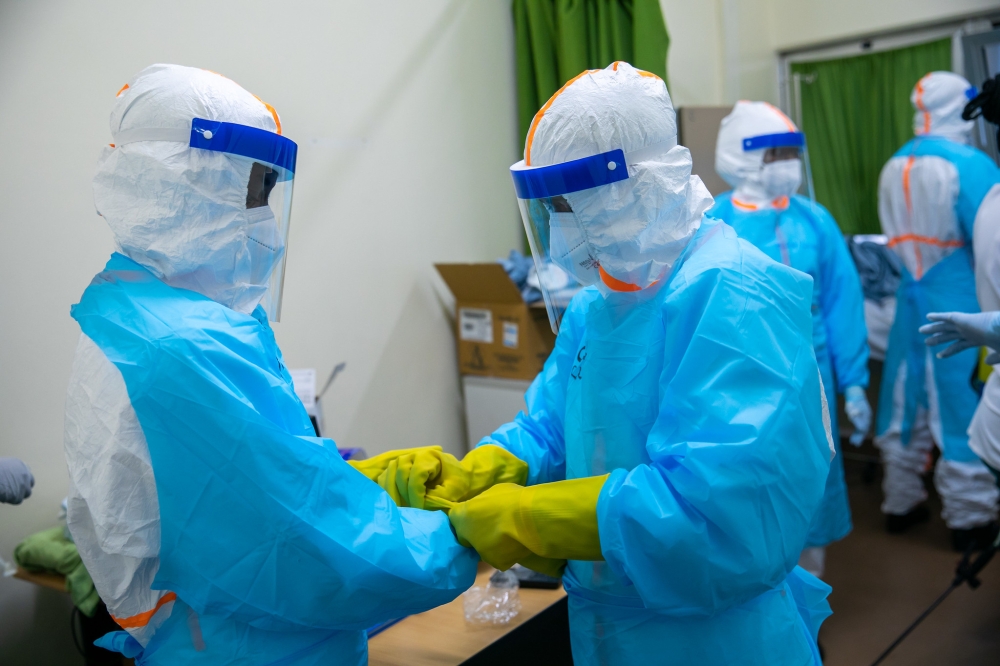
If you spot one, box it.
[876,71,1000,529]
[969,185,1000,473]
[65,63,284,644]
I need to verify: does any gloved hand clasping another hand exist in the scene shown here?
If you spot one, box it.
[432,474,609,578]
[348,445,529,509]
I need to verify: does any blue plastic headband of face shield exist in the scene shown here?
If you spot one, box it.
[190,118,297,177]
[742,131,805,152]
[510,149,629,199]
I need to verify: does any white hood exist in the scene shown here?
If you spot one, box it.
[715,100,801,208]
[525,62,713,291]
[93,64,283,314]
[912,71,976,144]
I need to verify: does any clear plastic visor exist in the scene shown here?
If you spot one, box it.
[744,130,815,201]
[517,195,579,333]
[511,150,630,333]
[510,140,675,333]
[190,118,297,321]
[245,160,293,322]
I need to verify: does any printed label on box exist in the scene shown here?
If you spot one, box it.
[502,322,519,349]
[459,308,493,343]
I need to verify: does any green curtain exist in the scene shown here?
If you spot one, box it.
[791,39,952,235]
[513,0,670,148]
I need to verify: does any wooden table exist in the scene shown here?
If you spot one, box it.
[14,563,568,665]
[368,563,567,666]
[13,566,68,592]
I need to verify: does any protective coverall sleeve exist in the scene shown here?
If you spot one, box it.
[814,204,869,391]
[142,395,476,633]
[478,293,593,485]
[72,275,477,634]
[597,246,832,617]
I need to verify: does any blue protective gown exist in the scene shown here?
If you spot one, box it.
[708,193,869,547]
[877,137,1000,458]
[71,253,477,665]
[481,220,834,665]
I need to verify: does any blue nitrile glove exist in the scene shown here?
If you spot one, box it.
[844,386,872,447]
[921,311,1000,364]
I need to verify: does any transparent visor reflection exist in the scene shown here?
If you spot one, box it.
[245,161,293,321]
[520,195,582,334]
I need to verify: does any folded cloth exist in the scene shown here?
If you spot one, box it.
[849,236,902,302]
[15,526,100,616]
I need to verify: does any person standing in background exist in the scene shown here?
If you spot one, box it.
[876,71,1000,551]
[709,101,871,580]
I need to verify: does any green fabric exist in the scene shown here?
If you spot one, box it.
[513,0,670,147]
[15,526,100,616]
[791,39,952,235]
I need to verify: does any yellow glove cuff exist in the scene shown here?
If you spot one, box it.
[516,474,608,562]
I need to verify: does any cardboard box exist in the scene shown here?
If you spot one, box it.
[435,263,556,381]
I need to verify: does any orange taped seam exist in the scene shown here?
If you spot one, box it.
[772,196,790,210]
[902,156,915,213]
[599,266,643,292]
[732,198,758,211]
[764,102,797,132]
[613,61,661,80]
[112,592,178,629]
[900,154,923,277]
[914,76,927,111]
[915,76,931,134]
[887,234,964,249]
[116,83,129,98]
[525,69,597,166]
[253,95,281,135]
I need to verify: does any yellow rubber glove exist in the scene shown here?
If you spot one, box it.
[349,445,528,509]
[425,445,529,505]
[348,446,453,508]
[348,446,444,483]
[436,474,609,578]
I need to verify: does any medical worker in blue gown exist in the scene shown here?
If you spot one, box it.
[62,64,478,665]
[709,101,871,578]
[393,62,835,665]
[876,71,1000,550]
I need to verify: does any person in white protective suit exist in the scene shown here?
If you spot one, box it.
[876,71,1000,550]
[426,62,836,666]
[710,101,871,580]
[63,64,477,665]
[923,186,1000,482]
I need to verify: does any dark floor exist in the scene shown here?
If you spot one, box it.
[820,445,1000,665]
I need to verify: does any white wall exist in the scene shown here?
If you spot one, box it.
[769,0,1000,51]
[0,0,519,661]
[662,0,1000,108]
